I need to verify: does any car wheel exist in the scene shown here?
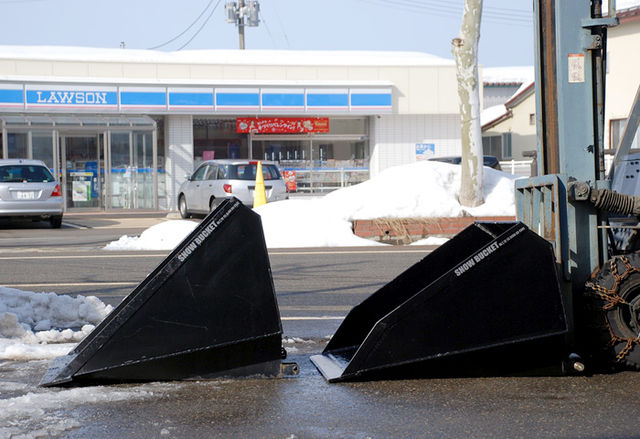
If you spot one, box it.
[178,195,190,219]
[50,215,62,228]
[209,197,220,212]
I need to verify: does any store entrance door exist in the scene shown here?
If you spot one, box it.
[61,134,104,210]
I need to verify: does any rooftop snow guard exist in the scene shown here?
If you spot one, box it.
[41,198,291,387]
[311,222,569,382]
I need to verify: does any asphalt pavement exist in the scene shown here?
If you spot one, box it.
[2,211,640,438]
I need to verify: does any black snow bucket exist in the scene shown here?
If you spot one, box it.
[311,222,569,382]
[41,198,291,387]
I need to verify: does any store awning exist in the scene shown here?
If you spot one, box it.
[0,114,156,128]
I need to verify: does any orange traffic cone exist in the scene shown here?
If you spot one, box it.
[253,161,267,208]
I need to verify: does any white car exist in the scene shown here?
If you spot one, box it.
[177,160,288,218]
[0,159,64,227]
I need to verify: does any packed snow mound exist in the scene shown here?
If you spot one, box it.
[322,160,519,219]
[255,161,518,248]
[104,219,199,251]
[104,161,519,250]
[254,199,384,248]
[0,286,113,360]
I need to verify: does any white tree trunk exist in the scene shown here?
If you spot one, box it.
[452,0,484,207]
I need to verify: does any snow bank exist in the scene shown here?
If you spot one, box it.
[255,161,518,248]
[0,286,113,360]
[410,236,450,246]
[321,160,518,219]
[104,219,199,251]
[103,161,520,250]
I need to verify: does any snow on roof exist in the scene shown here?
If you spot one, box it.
[505,80,535,105]
[481,104,508,127]
[0,45,454,67]
[482,66,534,85]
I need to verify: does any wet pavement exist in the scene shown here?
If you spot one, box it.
[3,213,640,438]
[4,344,640,439]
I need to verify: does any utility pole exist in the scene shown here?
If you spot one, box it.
[225,1,260,50]
[238,0,245,50]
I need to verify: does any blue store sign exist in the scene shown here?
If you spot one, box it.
[26,86,118,109]
[1,82,393,114]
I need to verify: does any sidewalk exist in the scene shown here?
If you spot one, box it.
[63,209,180,230]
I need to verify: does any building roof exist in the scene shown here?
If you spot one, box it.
[482,66,534,86]
[0,46,455,67]
[481,80,535,130]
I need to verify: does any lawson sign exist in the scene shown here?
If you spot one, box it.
[26,86,118,109]
[1,83,393,114]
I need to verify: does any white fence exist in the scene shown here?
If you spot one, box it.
[499,160,533,177]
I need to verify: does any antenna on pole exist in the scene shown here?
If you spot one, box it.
[225,0,260,49]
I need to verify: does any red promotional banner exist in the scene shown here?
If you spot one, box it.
[236,117,330,134]
[283,170,297,192]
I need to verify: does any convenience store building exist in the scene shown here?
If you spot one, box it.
[0,47,462,211]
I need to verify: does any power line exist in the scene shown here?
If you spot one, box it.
[271,0,291,49]
[354,0,532,26]
[258,10,277,48]
[177,0,223,50]
[378,0,531,22]
[397,0,531,17]
[148,0,216,50]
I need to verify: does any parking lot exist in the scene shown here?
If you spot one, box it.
[2,214,640,438]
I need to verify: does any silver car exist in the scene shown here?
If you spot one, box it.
[177,159,288,218]
[0,159,64,228]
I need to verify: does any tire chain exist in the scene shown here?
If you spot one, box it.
[585,255,640,363]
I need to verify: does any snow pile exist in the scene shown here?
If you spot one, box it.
[322,161,518,219]
[256,161,517,248]
[104,219,199,251]
[103,161,520,250]
[410,236,450,246]
[0,286,113,360]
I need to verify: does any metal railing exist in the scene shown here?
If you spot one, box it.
[280,160,369,193]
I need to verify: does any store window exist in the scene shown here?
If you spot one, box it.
[193,118,248,164]
[251,117,369,193]
[32,133,54,169]
[8,133,27,158]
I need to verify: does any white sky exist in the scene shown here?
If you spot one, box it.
[0,1,637,69]
[0,0,538,67]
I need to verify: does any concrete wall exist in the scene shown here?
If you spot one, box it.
[370,114,461,176]
[483,85,520,109]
